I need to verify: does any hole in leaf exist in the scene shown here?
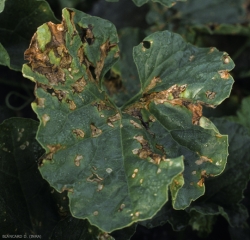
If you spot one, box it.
[89,65,96,79]
[142,41,151,49]
[104,70,123,95]
[79,24,95,45]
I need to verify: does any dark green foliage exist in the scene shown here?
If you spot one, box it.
[0,0,250,239]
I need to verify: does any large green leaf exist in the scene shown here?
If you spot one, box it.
[22,8,184,232]
[0,0,58,71]
[106,0,187,7]
[22,8,234,232]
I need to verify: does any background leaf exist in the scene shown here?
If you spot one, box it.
[0,0,59,71]
[229,96,250,134]
[106,0,187,7]
[0,118,58,237]
[186,117,250,235]
[104,28,142,106]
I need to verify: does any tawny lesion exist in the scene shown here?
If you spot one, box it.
[132,135,166,165]
[90,123,102,137]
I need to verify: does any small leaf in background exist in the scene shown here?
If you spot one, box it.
[0,43,10,68]
[22,8,184,232]
[147,0,248,31]
[110,224,137,240]
[0,0,6,13]
[0,118,57,237]
[186,117,250,236]
[0,0,59,71]
[106,0,187,7]
[229,96,250,134]
[140,200,189,231]
[50,216,114,240]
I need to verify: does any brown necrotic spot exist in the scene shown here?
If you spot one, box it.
[197,170,208,187]
[80,24,95,45]
[189,55,195,61]
[24,20,70,85]
[37,98,45,107]
[143,77,161,93]
[73,129,85,138]
[53,89,67,101]
[133,135,164,164]
[130,120,142,129]
[206,91,216,99]
[195,156,213,165]
[186,103,202,125]
[93,100,111,111]
[223,54,230,64]
[45,67,65,85]
[208,47,216,54]
[67,99,76,110]
[42,114,50,126]
[97,183,104,191]
[44,144,64,161]
[87,173,103,183]
[95,41,108,80]
[61,185,74,193]
[107,113,121,127]
[72,77,86,93]
[90,124,102,137]
[218,70,230,79]
[47,144,63,153]
[74,155,83,167]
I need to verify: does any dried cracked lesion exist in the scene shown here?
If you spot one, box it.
[129,120,142,129]
[205,91,216,100]
[24,20,71,86]
[125,83,203,126]
[143,77,161,93]
[95,41,119,81]
[72,129,85,138]
[218,70,230,79]
[92,100,112,111]
[72,77,86,93]
[90,123,102,137]
[132,135,166,164]
[74,155,83,167]
[197,170,209,187]
[42,114,50,126]
[87,172,104,192]
[107,113,121,127]
[195,156,213,165]
[67,99,77,110]
[37,98,45,108]
[42,144,65,162]
[79,24,95,45]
